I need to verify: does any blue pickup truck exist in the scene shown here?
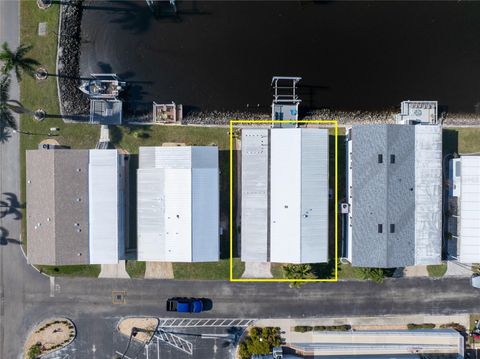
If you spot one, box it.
[166,298,204,313]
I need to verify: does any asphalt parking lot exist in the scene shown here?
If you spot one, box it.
[42,316,247,359]
[116,326,241,359]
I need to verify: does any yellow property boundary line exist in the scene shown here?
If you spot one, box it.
[229,120,339,282]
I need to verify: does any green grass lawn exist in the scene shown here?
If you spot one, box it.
[36,264,101,277]
[270,264,284,279]
[444,128,480,155]
[173,259,245,280]
[457,128,480,153]
[337,263,365,280]
[125,260,146,278]
[427,263,448,278]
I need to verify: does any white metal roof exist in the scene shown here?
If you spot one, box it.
[270,129,302,262]
[88,150,122,264]
[414,125,442,265]
[241,129,269,262]
[137,146,219,262]
[458,156,480,263]
[269,128,329,263]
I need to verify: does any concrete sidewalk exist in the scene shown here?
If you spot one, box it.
[256,313,470,343]
[242,262,273,278]
[99,261,130,279]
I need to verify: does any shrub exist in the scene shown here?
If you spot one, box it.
[357,267,395,283]
[439,322,466,332]
[294,326,313,333]
[427,264,447,278]
[314,325,351,331]
[27,344,41,359]
[239,327,282,359]
[407,323,436,330]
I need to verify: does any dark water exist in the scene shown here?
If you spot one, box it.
[80,1,480,113]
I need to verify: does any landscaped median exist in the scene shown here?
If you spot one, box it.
[24,318,76,359]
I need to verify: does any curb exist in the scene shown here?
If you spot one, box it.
[18,234,51,279]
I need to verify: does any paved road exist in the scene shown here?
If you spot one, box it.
[8,274,480,358]
[1,1,480,358]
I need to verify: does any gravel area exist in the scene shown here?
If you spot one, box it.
[180,108,480,127]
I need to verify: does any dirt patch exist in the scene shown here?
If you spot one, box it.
[162,142,186,146]
[118,317,159,344]
[24,318,75,359]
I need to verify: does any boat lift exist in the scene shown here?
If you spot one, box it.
[271,76,302,127]
[79,74,125,125]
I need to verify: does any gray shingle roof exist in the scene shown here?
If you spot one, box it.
[26,150,90,265]
[351,125,416,267]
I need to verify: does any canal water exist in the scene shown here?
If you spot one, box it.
[80,1,480,114]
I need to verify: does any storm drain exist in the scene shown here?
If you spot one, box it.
[112,291,126,304]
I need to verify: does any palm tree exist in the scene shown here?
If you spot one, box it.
[0,42,39,81]
[0,75,16,132]
[356,267,389,284]
[283,264,315,288]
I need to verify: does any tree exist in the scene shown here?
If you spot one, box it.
[0,75,16,132]
[356,267,394,283]
[283,264,316,288]
[239,327,281,359]
[0,42,39,81]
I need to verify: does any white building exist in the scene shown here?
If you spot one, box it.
[137,146,219,262]
[345,124,442,268]
[88,150,125,264]
[290,330,464,358]
[26,149,125,265]
[395,100,439,125]
[241,128,329,264]
[450,155,480,263]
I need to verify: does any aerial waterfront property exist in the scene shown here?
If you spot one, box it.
[5,1,480,358]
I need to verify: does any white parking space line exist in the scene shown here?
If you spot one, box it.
[49,276,55,297]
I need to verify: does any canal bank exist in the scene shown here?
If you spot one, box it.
[78,0,480,118]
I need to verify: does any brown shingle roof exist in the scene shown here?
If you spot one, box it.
[26,150,90,265]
